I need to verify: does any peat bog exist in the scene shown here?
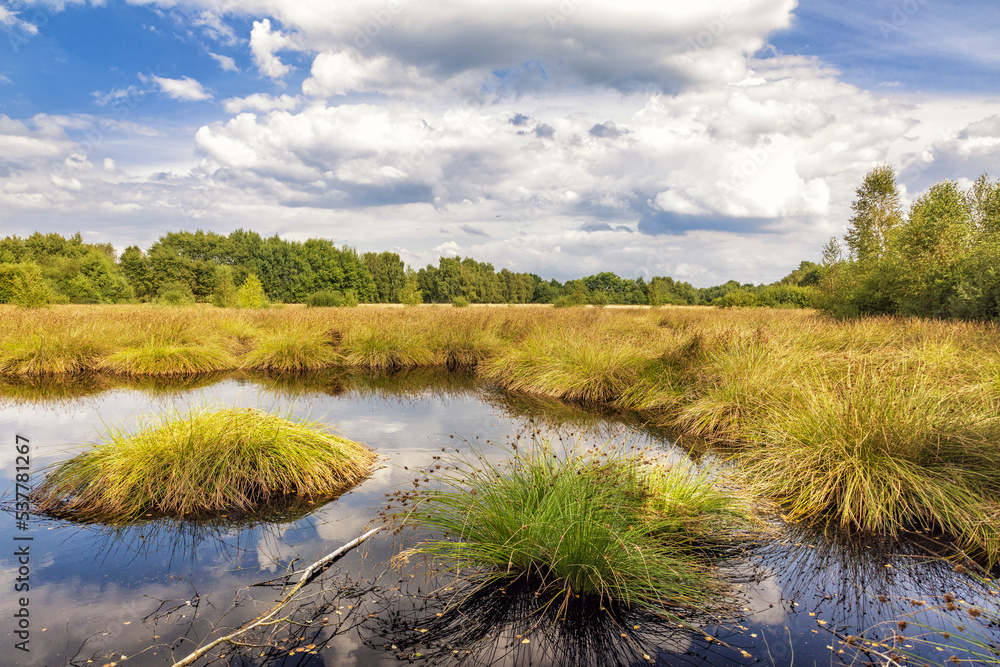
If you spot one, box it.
[1,305,1000,665]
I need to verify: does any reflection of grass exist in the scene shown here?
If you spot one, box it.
[0,374,113,404]
[370,575,735,667]
[856,563,1000,666]
[33,406,375,523]
[393,439,753,618]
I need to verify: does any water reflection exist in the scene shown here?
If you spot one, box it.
[365,575,755,667]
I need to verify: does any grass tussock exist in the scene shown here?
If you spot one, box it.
[99,342,235,376]
[481,337,644,404]
[0,331,106,375]
[392,438,753,617]
[241,327,342,372]
[32,406,376,522]
[741,361,1000,562]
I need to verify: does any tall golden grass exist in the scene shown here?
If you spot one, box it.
[4,303,1000,559]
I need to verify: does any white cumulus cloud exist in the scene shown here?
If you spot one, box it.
[250,18,298,80]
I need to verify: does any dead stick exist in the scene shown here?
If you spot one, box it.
[171,524,383,667]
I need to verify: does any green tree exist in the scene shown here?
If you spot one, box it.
[236,273,269,308]
[363,251,407,302]
[210,265,238,308]
[844,165,903,262]
[895,180,973,316]
[119,246,153,300]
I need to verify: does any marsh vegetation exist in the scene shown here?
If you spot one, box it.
[32,406,375,522]
[4,303,1000,564]
[391,438,754,619]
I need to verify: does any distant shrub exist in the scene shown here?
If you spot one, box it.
[400,284,422,306]
[236,274,269,309]
[342,289,360,308]
[156,281,196,306]
[553,293,587,308]
[305,290,345,308]
[588,292,609,307]
[452,296,470,308]
[712,289,760,308]
[0,263,50,308]
[757,285,818,309]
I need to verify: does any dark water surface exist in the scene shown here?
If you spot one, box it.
[1,371,997,666]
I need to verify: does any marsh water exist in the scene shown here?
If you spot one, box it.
[1,370,997,667]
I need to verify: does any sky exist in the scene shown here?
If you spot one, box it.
[0,0,998,285]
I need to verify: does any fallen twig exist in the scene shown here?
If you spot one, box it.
[170,524,383,667]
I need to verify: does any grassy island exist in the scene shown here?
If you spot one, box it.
[32,405,376,523]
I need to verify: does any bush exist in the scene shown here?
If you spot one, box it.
[400,284,423,306]
[305,290,345,308]
[452,296,470,308]
[210,266,238,308]
[588,292,609,307]
[552,293,587,308]
[156,281,196,306]
[0,263,50,308]
[711,289,760,308]
[756,285,818,309]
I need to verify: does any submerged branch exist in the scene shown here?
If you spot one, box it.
[170,524,383,667]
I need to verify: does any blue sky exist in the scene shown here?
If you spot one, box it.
[1,0,998,285]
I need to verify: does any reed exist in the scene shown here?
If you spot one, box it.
[32,406,376,522]
[740,361,1000,563]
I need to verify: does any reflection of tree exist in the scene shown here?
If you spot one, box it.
[239,368,350,398]
[364,575,748,667]
[242,366,482,401]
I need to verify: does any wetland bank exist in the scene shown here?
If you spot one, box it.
[2,304,1000,665]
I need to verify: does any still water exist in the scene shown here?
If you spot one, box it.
[1,371,996,666]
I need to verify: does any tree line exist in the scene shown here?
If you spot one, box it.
[0,228,820,308]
